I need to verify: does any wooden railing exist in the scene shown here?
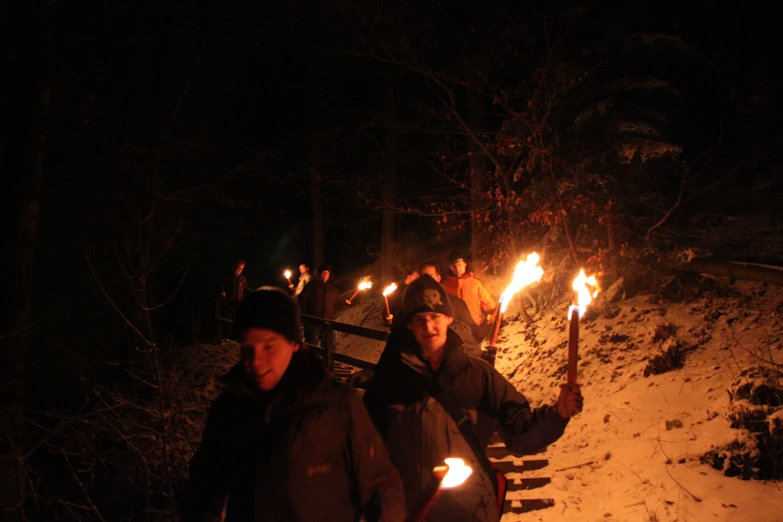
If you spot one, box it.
[300,313,386,372]
[216,298,386,373]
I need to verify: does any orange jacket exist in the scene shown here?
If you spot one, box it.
[441,272,496,325]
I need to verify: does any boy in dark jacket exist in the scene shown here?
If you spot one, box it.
[298,264,341,347]
[364,275,583,521]
[182,287,406,522]
[221,258,252,302]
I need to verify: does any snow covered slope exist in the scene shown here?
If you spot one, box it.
[335,280,783,521]
[491,280,783,522]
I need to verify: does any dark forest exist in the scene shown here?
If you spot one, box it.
[2,0,782,520]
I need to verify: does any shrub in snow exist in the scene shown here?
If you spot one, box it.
[701,366,783,479]
[644,336,688,377]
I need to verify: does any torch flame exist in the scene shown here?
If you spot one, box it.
[498,252,544,314]
[358,279,373,291]
[568,269,599,319]
[284,270,292,280]
[435,458,473,489]
[382,283,398,296]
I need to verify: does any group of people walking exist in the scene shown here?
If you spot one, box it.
[196,253,584,521]
[386,253,497,362]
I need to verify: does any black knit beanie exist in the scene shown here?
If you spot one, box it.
[403,274,453,322]
[234,287,302,344]
[449,250,468,264]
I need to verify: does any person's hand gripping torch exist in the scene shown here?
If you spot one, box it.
[406,458,473,522]
[345,278,372,305]
[382,283,398,325]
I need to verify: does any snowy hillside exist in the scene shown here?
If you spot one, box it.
[336,279,783,522]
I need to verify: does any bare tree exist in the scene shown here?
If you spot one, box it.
[381,78,399,282]
[0,1,53,518]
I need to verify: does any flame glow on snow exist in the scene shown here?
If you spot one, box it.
[358,279,373,291]
[439,458,473,489]
[568,269,599,319]
[498,252,544,314]
[382,283,398,296]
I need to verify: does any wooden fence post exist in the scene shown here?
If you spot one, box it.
[324,320,335,374]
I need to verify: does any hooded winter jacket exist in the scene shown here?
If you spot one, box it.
[364,330,568,522]
[182,350,406,522]
[441,272,496,326]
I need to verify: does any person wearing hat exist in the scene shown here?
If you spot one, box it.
[298,263,341,348]
[363,275,583,521]
[441,252,496,339]
[182,288,407,522]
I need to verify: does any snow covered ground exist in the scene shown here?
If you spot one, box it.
[335,279,783,522]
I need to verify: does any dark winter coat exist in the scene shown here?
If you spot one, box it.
[182,350,407,522]
[449,294,481,355]
[299,279,341,320]
[364,330,568,522]
[223,273,252,301]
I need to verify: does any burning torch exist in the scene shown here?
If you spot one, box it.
[346,278,372,305]
[382,283,398,325]
[284,269,293,292]
[567,270,599,386]
[489,252,544,347]
[407,458,473,522]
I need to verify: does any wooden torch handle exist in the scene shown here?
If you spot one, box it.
[567,311,579,385]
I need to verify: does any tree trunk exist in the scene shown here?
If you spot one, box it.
[381,79,398,283]
[0,0,52,517]
[468,84,486,261]
[309,72,324,271]
[501,169,519,252]
[310,166,324,271]
[605,204,617,273]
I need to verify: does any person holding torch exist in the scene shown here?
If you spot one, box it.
[294,263,313,297]
[387,267,420,319]
[364,275,583,521]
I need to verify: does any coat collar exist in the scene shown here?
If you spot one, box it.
[397,329,473,386]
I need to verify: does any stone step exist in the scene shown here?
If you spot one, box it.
[506,477,551,491]
[490,459,549,474]
[504,498,556,514]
